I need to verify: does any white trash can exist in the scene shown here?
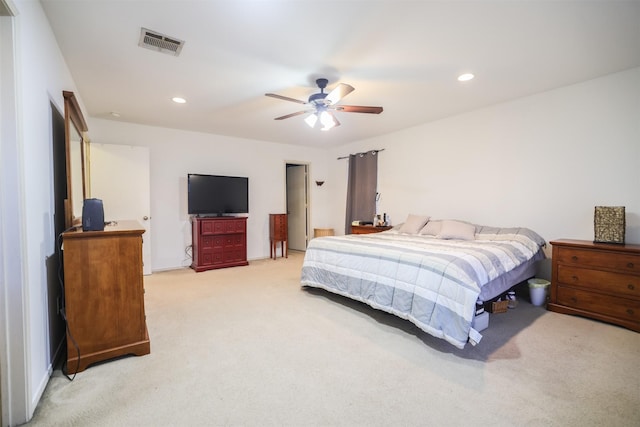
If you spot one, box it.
[528,278,550,306]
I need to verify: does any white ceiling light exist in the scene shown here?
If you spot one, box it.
[172,97,186,104]
[304,113,318,128]
[457,73,475,82]
[319,111,337,131]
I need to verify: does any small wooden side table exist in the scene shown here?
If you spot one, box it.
[314,228,335,238]
[351,225,393,234]
[269,213,288,259]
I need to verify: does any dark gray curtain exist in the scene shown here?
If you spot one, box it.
[345,150,378,234]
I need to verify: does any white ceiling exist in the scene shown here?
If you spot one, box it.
[41,0,640,148]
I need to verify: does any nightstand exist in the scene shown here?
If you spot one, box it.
[548,239,640,332]
[350,225,393,234]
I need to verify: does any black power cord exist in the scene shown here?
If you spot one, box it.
[57,228,81,380]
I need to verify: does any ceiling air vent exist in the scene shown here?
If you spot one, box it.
[138,28,184,56]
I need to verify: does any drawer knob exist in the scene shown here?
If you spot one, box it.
[627,309,634,316]
[570,297,578,303]
[571,256,578,262]
[629,284,636,291]
[628,262,635,269]
[571,275,579,282]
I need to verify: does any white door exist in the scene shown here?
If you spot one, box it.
[286,164,308,251]
[90,143,152,275]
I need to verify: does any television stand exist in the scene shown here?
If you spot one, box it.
[191,216,248,272]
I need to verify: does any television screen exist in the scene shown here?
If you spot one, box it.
[187,174,249,215]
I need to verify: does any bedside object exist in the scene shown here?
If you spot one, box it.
[594,206,625,244]
[351,225,393,234]
[548,239,640,332]
[269,213,288,259]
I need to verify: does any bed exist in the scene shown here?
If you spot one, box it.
[300,217,546,349]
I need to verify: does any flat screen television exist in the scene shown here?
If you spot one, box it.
[187,173,249,216]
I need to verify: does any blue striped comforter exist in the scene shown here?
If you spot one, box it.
[300,228,545,349]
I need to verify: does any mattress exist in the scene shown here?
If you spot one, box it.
[301,225,546,349]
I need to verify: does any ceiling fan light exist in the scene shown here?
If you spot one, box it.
[319,111,336,130]
[304,113,318,128]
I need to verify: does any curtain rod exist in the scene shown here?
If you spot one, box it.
[337,148,385,160]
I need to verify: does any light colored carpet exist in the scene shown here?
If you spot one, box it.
[27,252,640,426]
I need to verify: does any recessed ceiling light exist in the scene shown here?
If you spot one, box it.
[172,97,186,104]
[457,73,474,82]
[110,111,121,118]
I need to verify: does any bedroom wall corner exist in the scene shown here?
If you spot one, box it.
[87,118,333,270]
[331,67,640,246]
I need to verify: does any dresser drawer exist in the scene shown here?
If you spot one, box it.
[223,234,245,247]
[555,247,640,274]
[226,219,246,233]
[556,286,640,324]
[557,265,640,299]
[200,249,224,266]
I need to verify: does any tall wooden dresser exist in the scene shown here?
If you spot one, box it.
[548,239,640,332]
[269,213,288,259]
[191,216,248,272]
[62,221,150,373]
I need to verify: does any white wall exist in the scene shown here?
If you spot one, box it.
[87,119,333,271]
[329,67,640,246]
[4,0,80,423]
[89,67,640,275]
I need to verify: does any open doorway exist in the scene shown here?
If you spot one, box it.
[285,163,309,251]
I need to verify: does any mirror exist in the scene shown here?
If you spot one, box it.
[63,90,89,229]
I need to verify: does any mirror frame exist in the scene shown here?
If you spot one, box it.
[63,90,89,229]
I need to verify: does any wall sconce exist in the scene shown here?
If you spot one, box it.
[315,181,325,186]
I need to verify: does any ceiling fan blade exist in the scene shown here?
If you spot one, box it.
[274,110,312,120]
[325,83,355,105]
[265,93,307,105]
[334,105,383,114]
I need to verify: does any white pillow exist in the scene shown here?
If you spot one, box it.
[398,214,430,234]
[437,220,476,240]
[419,220,441,236]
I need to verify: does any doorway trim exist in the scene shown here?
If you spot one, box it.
[285,162,310,251]
[1,1,30,425]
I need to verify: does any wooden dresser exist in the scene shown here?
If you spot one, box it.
[269,213,288,259]
[351,225,393,234]
[548,239,640,332]
[191,216,248,272]
[62,221,150,373]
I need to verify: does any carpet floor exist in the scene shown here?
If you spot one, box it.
[26,252,640,426]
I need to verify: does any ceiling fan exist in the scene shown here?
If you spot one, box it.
[265,78,383,131]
